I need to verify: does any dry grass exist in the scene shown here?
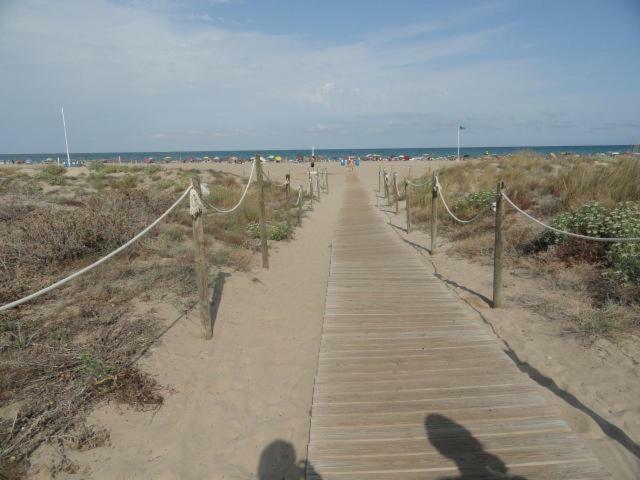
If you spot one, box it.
[407,153,640,335]
[0,162,300,477]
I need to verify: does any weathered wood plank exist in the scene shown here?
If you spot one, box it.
[307,174,609,479]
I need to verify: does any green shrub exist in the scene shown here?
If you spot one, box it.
[541,201,640,283]
[246,221,292,241]
[453,190,495,209]
[37,164,66,185]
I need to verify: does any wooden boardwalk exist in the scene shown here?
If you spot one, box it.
[306,174,609,480]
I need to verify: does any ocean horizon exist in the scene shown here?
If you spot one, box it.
[0,144,634,164]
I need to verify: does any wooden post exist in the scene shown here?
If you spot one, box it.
[493,181,505,308]
[297,187,303,225]
[255,155,269,269]
[378,167,382,192]
[316,172,321,201]
[405,179,411,233]
[191,176,213,339]
[384,171,389,200]
[325,169,329,194]
[309,174,314,208]
[394,173,399,214]
[430,171,438,254]
[285,174,291,227]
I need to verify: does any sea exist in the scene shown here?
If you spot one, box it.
[0,145,634,165]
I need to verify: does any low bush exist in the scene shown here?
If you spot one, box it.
[539,201,640,283]
[246,221,292,241]
[37,164,66,185]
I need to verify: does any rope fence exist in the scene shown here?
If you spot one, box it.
[1,157,328,339]
[374,169,640,309]
[0,186,193,313]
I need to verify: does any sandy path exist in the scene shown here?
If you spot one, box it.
[50,162,351,479]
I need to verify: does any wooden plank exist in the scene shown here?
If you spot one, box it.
[307,174,609,479]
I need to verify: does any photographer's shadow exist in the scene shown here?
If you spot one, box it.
[258,440,321,480]
[426,414,528,480]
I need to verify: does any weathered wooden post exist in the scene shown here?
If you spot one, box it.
[255,155,269,269]
[316,172,321,201]
[384,170,389,200]
[309,172,314,208]
[378,167,382,192]
[405,179,411,233]
[297,186,303,225]
[430,171,438,254]
[493,181,505,308]
[190,176,213,339]
[394,173,399,214]
[325,169,329,194]
[285,174,291,227]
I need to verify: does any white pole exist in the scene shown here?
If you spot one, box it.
[61,107,71,167]
[457,126,460,161]
[311,145,315,158]
[119,155,121,165]
[57,157,60,165]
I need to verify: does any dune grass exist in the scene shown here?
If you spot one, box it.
[0,163,301,477]
[406,153,640,333]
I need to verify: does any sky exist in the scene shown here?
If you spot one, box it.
[0,0,639,153]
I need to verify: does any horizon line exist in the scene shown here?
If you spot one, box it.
[0,143,634,156]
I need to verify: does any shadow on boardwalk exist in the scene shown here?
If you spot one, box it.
[426,414,529,480]
[258,440,321,480]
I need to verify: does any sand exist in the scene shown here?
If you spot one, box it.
[26,160,638,479]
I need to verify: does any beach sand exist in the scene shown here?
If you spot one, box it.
[25,160,638,479]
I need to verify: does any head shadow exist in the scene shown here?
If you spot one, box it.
[425,414,528,480]
[257,440,321,480]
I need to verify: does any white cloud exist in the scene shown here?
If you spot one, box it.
[0,0,636,152]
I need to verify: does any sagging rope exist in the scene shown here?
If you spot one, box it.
[435,176,491,224]
[0,186,193,312]
[501,192,640,243]
[202,159,256,214]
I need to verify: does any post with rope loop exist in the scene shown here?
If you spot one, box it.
[255,155,269,269]
[493,181,505,308]
[430,171,438,254]
[309,172,314,208]
[190,176,213,339]
[394,173,399,214]
[405,179,411,233]
[378,167,382,192]
[285,174,291,227]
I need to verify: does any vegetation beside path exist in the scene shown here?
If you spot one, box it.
[407,153,640,335]
[0,162,301,478]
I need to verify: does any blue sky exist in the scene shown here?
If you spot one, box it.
[0,0,639,153]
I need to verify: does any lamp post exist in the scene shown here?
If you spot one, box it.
[457,125,466,161]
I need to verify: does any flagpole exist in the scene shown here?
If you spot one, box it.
[61,107,71,167]
[457,126,460,161]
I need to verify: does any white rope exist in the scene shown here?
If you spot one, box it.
[0,186,193,312]
[435,177,490,224]
[189,187,204,216]
[394,174,401,197]
[292,186,303,206]
[501,192,640,243]
[202,159,256,214]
